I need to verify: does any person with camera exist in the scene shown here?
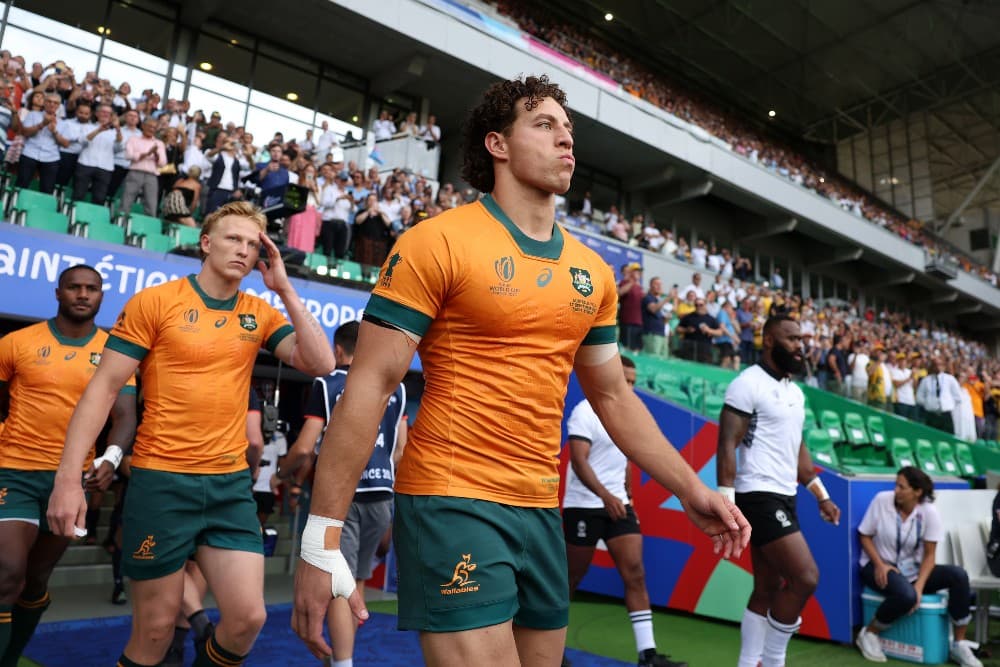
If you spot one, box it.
[204,131,241,215]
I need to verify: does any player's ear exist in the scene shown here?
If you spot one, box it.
[484,131,507,161]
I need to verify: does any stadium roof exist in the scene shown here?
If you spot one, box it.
[541,0,1000,225]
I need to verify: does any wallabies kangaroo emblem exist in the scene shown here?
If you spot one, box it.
[441,553,477,587]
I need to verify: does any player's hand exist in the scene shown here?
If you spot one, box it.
[292,557,367,659]
[270,475,283,493]
[819,498,841,526]
[83,460,115,491]
[873,562,899,589]
[257,232,291,292]
[602,493,627,521]
[46,476,88,539]
[681,484,751,559]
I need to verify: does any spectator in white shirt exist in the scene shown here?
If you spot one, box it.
[372,110,396,141]
[315,120,338,160]
[419,114,441,145]
[680,272,705,300]
[17,93,63,193]
[890,354,917,421]
[916,357,964,435]
[109,109,142,201]
[55,103,94,187]
[318,167,354,259]
[690,240,708,268]
[73,103,121,204]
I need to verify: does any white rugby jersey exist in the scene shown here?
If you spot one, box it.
[724,363,805,496]
[562,398,629,509]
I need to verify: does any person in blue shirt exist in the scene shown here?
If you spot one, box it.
[255,144,289,191]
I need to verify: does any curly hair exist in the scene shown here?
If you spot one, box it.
[461,74,570,193]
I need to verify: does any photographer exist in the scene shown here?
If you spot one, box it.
[204,131,241,215]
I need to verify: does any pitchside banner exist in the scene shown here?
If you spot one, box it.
[565,228,643,279]
[0,223,421,366]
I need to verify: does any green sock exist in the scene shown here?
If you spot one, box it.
[0,604,11,663]
[0,592,49,667]
[192,632,247,667]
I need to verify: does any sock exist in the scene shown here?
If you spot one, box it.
[188,609,212,641]
[332,660,353,667]
[111,547,123,587]
[192,632,248,667]
[0,604,11,663]
[171,626,189,652]
[86,507,100,538]
[628,609,656,653]
[760,611,800,667]
[116,655,158,667]
[737,608,768,667]
[0,591,50,667]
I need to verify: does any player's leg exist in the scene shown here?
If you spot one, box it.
[121,571,186,665]
[163,560,210,667]
[1,530,71,666]
[756,532,818,667]
[738,543,783,667]
[0,521,37,663]
[193,546,266,665]
[606,508,686,667]
[421,621,522,667]
[562,508,600,595]
[512,626,567,667]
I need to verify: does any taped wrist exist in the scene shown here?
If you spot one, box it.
[300,514,356,599]
[806,476,830,502]
[718,486,736,503]
[93,445,124,470]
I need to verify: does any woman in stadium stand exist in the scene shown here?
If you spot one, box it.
[854,466,981,666]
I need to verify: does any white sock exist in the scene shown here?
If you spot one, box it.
[331,659,353,667]
[738,609,768,667]
[760,611,800,667]
[629,609,656,653]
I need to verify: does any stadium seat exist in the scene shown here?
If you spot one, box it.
[126,213,163,239]
[803,407,818,431]
[662,387,690,408]
[142,233,174,253]
[67,200,111,228]
[22,208,69,234]
[10,189,58,224]
[842,412,870,446]
[889,437,916,469]
[913,438,940,475]
[865,415,887,448]
[704,394,724,418]
[936,441,960,475]
[167,223,202,246]
[804,429,838,468]
[819,410,846,442]
[306,252,330,272]
[86,223,125,245]
[335,260,363,281]
[954,442,980,477]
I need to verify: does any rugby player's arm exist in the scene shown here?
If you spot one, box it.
[311,319,415,523]
[575,343,750,558]
[391,418,408,467]
[50,349,139,536]
[717,406,750,488]
[246,408,264,476]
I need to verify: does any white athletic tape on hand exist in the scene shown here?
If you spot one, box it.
[300,514,356,599]
[718,486,736,503]
[92,445,124,471]
[73,526,87,538]
[806,476,830,502]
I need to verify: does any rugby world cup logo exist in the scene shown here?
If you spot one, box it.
[494,256,515,284]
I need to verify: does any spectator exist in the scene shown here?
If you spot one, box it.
[318,169,353,259]
[714,300,741,370]
[890,353,918,420]
[848,342,871,403]
[256,144,289,191]
[17,92,62,193]
[418,113,441,146]
[866,347,892,409]
[54,102,92,187]
[641,277,672,358]
[962,370,986,440]
[737,298,756,366]
[110,82,131,116]
[352,193,393,267]
[203,132,241,215]
[680,272,705,300]
[855,467,981,667]
[690,239,707,269]
[299,128,315,156]
[109,109,141,200]
[157,125,185,199]
[617,262,644,353]
[372,110,396,141]
[72,103,120,204]
[677,297,722,363]
[771,267,785,290]
[285,163,321,254]
[915,356,964,436]
[202,110,223,149]
[161,165,201,228]
[119,117,167,217]
[396,111,420,138]
[315,120,338,161]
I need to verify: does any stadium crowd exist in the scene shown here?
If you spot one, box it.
[493,0,999,288]
[0,51,462,268]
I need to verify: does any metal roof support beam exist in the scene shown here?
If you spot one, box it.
[867,271,916,289]
[939,153,1000,234]
[930,291,959,305]
[645,178,713,209]
[739,217,798,242]
[807,247,863,270]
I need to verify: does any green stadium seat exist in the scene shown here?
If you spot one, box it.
[954,442,980,477]
[167,223,202,246]
[936,441,960,475]
[889,437,916,469]
[306,252,330,271]
[804,429,838,468]
[142,233,174,253]
[704,394,725,419]
[866,415,888,448]
[67,200,111,227]
[86,222,125,245]
[335,260,363,281]
[126,213,163,238]
[662,387,690,408]
[22,208,69,234]
[819,410,846,442]
[11,188,58,215]
[843,412,870,446]
[653,372,681,395]
[803,407,818,431]
[914,438,940,475]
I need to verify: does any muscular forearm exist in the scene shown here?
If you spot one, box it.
[279,287,335,376]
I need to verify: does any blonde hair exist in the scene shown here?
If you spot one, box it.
[199,201,267,259]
